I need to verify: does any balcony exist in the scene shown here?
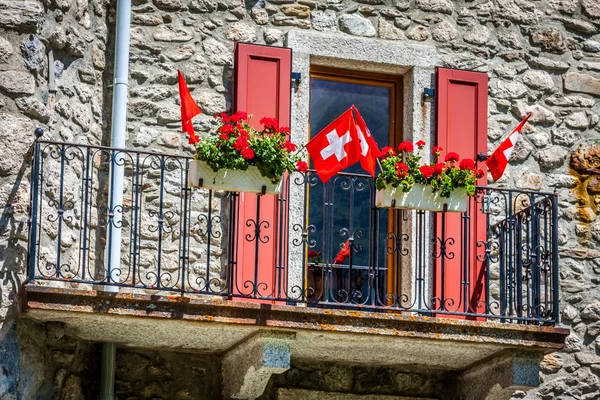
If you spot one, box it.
[23,139,568,398]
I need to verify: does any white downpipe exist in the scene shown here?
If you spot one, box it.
[106,0,132,293]
[101,1,131,399]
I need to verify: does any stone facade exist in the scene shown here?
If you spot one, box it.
[1,0,600,398]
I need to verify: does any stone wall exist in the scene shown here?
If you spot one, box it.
[2,0,600,398]
[0,319,100,399]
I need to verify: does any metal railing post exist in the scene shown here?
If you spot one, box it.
[27,128,44,282]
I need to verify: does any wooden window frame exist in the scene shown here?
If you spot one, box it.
[308,65,405,302]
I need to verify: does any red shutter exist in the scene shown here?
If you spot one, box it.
[434,68,488,320]
[233,43,292,302]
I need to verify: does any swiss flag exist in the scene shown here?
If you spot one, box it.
[178,70,201,144]
[306,108,359,183]
[352,105,381,177]
[486,113,532,182]
[333,240,351,264]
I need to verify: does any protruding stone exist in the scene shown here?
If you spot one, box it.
[510,138,533,162]
[540,354,563,374]
[531,28,566,53]
[564,72,600,97]
[406,25,430,41]
[152,0,181,10]
[264,28,284,44]
[15,96,51,122]
[516,170,543,191]
[189,0,217,12]
[582,0,600,18]
[534,146,569,171]
[556,17,597,35]
[526,55,570,71]
[0,1,43,31]
[339,14,376,37]
[0,35,13,63]
[565,111,589,130]
[226,22,257,42]
[311,10,337,31]
[281,4,310,18]
[251,7,269,25]
[199,92,226,115]
[378,18,404,40]
[415,0,453,15]
[153,25,193,42]
[522,70,554,91]
[0,70,35,95]
[546,94,595,108]
[551,128,580,147]
[464,24,489,46]
[203,38,232,65]
[490,80,528,99]
[432,20,457,42]
[512,102,556,124]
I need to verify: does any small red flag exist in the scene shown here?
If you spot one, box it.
[333,240,351,264]
[178,70,201,144]
[306,108,360,183]
[486,113,532,182]
[352,105,381,177]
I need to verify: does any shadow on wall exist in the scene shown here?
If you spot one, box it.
[0,144,31,342]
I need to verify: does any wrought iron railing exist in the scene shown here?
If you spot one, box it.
[27,139,559,324]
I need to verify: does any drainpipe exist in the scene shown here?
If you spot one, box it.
[101,0,132,399]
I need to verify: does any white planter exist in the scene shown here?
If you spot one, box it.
[375,183,468,213]
[188,160,283,195]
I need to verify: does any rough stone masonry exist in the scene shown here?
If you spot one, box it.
[1,0,600,398]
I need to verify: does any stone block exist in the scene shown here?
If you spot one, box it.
[0,1,43,31]
[0,70,35,95]
[564,72,600,97]
[222,332,294,399]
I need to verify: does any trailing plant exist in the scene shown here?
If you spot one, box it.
[375,140,484,198]
[193,112,307,183]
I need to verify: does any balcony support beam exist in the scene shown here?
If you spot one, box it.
[222,331,295,399]
[454,352,542,400]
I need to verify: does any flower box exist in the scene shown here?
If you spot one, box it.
[375,183,467,213]
[188,160,283,195]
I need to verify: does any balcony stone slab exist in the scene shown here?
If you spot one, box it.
[22,285,568,376]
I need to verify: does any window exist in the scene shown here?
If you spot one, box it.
[306,66,404,306]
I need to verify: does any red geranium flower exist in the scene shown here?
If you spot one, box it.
[235,111,248,120]
[233,135,249,152]
[433,163,445,175]
[416,140,426,149]
[419,165,434,178]
[283,141,297,152]
[219,112,230,123]
[459,158,475,171]
[398,141,414,153]
[279,126,291,134]
[241,147,254,159]
[260,117,278,130]
[308,250,321,258]
[432,146,443,156]
[395,162,409,177]
[381,146,395,158]
[476,169,485,178]
[296,160,308,173]
[445,152,459,163]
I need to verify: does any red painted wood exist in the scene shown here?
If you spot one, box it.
[434,68,488,320]
[233,43,292,302]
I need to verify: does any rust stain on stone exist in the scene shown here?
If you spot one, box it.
[570,145,600,241]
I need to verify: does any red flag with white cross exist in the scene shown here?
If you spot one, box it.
[486,113,532,182]
[306,108,360,183]
[352,105,381,177]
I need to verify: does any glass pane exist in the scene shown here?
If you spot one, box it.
[308,77,392,306]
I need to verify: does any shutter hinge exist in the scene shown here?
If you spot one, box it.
[291,72,301,90]
[423,87,435,99]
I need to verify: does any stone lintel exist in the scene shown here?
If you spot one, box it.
[455,352,542,400]
[223,332,295,399]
